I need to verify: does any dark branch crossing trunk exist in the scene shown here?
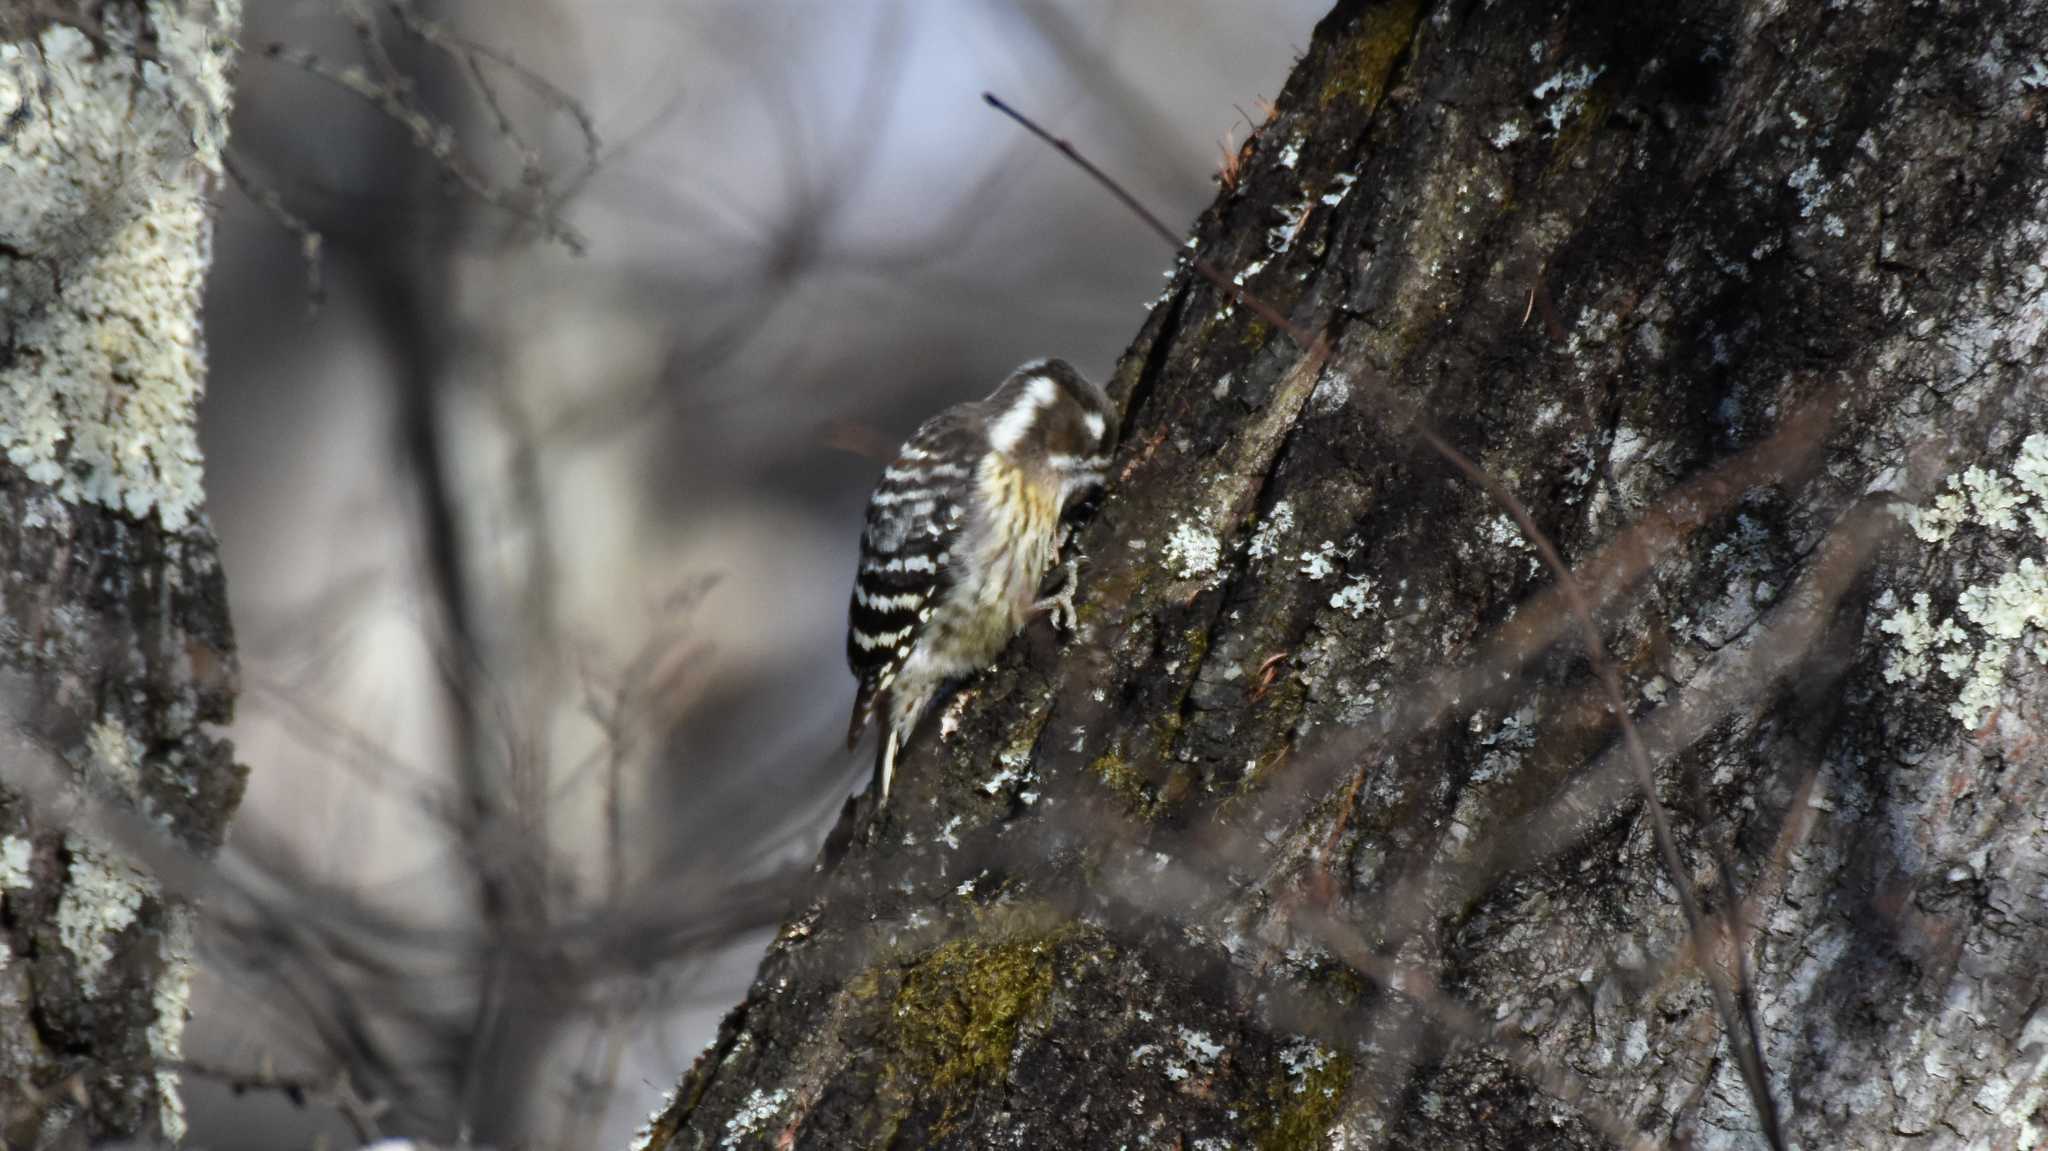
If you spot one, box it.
[654,0,2048,1146]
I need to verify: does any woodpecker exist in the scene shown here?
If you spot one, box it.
[846,358,1117,805]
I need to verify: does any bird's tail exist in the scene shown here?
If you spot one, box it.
[875,727,901,807]
[870,680,940,806]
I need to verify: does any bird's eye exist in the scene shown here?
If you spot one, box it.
[1062,485,1103,521]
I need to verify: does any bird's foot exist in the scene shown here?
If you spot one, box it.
[1034,558,1082,633]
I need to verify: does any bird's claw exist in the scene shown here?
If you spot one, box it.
[1034,558,1082,634]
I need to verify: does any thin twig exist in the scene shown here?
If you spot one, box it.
[221,150,325,313]
[983,93,1316,352]
[261,41,587,252]
[177,1059,389,1143]
[383,0,603,193]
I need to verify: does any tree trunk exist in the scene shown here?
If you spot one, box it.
[649,0,2048,1147]
[0,2,245,1145]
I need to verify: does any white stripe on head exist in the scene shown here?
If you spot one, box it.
[987,375,1059,456]
[1083,411,1106,442]
[1058,467,1105,504]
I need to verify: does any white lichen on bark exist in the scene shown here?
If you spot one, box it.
[149,907,197,1142]
[54,834,155,996]
[0,0,241,532]
[1881,432,2048,726]
[0,836,29,891]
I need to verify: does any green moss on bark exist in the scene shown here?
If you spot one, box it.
[1255,1049,1355,1151]
[893,924,1061,1095]
[1318,0,1423,111]
[1090,750,1152,812]
[860,909,1085,1142]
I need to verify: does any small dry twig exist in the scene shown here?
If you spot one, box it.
[259,0,598,255]
[222,150,325,313]
[178,1058,391,1144]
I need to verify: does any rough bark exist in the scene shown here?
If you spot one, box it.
[649,1,2048,1147]
[0,2,245,1145]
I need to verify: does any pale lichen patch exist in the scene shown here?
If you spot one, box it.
[55,836,157,996]
[1878,592,1963,684]
[149,908,195,1142]
[982,740,1035,797]
[1608,424,1649,472]
[1248,500,1295,562]
[1956,559,2048,646]
[721,1087,789,1149]
[1279,1038,1333,1087]
[1298,542,1339,581]
[2015,432,2048,536]
[1532,63,1603,132]
[1177,1026,1225,1067]
[1267,197,1310,254]
[1882,436,2048,726]
[0,3,241,533]
[1483,513,1533,553]
[0,836,30,892]
[1329,576,1377,620]
[86,719,145,796]
[1905,484,1970,544]
[1787,157,1829,220]
[1958,467,2023,532]
[1165,520,1223,582]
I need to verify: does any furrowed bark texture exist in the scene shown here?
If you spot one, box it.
[652,1,2048,1147]
[0,2,244,1145]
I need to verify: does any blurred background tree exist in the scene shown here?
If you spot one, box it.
[1,1,244,1144]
